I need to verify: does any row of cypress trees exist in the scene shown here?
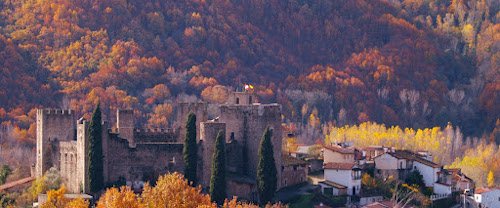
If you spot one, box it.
[86,107,278,205]
[182,112,277,206]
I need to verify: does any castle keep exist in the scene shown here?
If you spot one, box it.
[35,91,283,200]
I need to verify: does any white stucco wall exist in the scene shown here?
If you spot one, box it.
[325,169,361,195]
[433,183,452,195]
[414,161,439,187]
[479,190,500,208]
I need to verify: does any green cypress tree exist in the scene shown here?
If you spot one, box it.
[88,103,104,193]
[183,113,197,185]
[210,131,226,205]
[257,127,277,205]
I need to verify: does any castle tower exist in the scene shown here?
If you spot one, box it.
[199,121,226,188]
[117,109,135,147]
[36,109,76,177]
[226,91,258,105]
[218,104,283,188]
[175,102,208,141]
[76,118,90,193]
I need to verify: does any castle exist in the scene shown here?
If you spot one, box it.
[35,90,283,200]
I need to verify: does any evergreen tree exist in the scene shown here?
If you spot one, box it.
[88,103,104,193]
[183,113,197,185]
[405,170,425,188]
[257,127,277,205]
[210,131,226,205]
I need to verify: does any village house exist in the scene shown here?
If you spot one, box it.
[323,144,362,164]
[320,162,362,196]
[473,188,500,208]
[361,146,387,161]
[374,150,442,189]
[446,168,475,192]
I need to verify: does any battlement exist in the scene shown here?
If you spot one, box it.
[134,128,177,143]
[134,128,175,134]
[37,109,74,116]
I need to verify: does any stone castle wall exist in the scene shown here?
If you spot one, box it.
[59,141,79,193]
[218,103,283,189]
[175,102,208,142]
[36,90,285,198]
[198,122,226,188]
[103,131,184,185]
[36,109,76,177]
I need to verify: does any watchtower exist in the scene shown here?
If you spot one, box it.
[117,109,135,147]
[227,91,258,105]
[36,109,76,177]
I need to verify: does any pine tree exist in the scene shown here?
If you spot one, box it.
[487,170,495,187]
[183,113,197,185]
[210,131,226,205]
[257,127,277,205]
[88,103,104,193]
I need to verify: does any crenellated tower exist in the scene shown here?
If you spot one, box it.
[36,109,76,177]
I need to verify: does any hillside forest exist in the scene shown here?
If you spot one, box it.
[0,0,498,186]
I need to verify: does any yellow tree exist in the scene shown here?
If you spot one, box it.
[487,170,495,187]
[97,187,143,208]
[40,186,89,208]
[141,173,214,208]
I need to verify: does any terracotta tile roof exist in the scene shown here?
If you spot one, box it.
[324,162,356,170]
[319,180,347,189]
[282,155,308,166]
[323,145,355,154]
[475,187,499,194]
[388,150,441,168]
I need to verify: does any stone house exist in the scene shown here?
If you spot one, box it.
[281,155,308,187]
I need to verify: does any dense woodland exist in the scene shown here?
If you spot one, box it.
[0,0,498,183]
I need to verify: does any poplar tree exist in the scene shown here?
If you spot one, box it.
[183,113,197,185]
[88,103,104,193]
[210,131,226,205]
[257,127,277,205]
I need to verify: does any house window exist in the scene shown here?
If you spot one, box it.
[400,162,403,169]
[293,165,298,171]
[249,96,252,103]
[236,98,240,104]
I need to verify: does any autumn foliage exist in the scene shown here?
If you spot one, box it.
[93,172,285,208]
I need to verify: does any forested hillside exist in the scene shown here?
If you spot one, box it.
[0,0,498,145]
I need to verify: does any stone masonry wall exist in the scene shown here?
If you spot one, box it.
[198,122,226,188]
[59,141,79,193]
[103,132,184,185]
[218,104,283,189]
[36,109,75,177]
